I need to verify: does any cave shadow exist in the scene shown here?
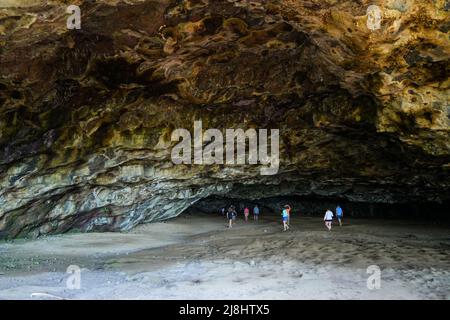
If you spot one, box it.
[182,195,450,222]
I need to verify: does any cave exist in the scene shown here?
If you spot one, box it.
[183,195,450,220]
[0,0,449,300]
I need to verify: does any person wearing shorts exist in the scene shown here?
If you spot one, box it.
[244,207,250,222]
[336,205,343,226]
[282,206,290,231]
[286,204,292,226]
[227,206,236,228]
[324,209,333,231]
[253,205,260,222]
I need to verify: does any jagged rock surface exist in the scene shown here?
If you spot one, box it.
[0,0,449,238]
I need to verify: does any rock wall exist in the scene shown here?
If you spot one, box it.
[0,0,449,238]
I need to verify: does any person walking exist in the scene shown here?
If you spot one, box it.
[253,205,260,222]
[336,205,343,226]
[286,204,292,227]
[244,207,250,222]
[227,206,236,228]
[324,208,333,231]
[282,205,290,231]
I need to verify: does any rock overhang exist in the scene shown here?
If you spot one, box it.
[0,0,449,238]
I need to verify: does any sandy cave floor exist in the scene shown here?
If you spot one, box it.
[0,214,449,300]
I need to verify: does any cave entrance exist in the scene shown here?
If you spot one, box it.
[181,195,450,221]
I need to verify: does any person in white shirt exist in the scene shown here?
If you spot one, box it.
[324,209,333,231]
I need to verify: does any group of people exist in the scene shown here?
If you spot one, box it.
[282,204,344,232]
[324,205,344,231]
[220,205,260,228]
[220,204,344,231]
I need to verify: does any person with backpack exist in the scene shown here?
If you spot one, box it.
[336,205,343,226]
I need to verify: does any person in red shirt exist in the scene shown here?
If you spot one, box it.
[244,207,250,222]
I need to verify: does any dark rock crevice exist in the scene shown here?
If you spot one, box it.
[185,194,450,220]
